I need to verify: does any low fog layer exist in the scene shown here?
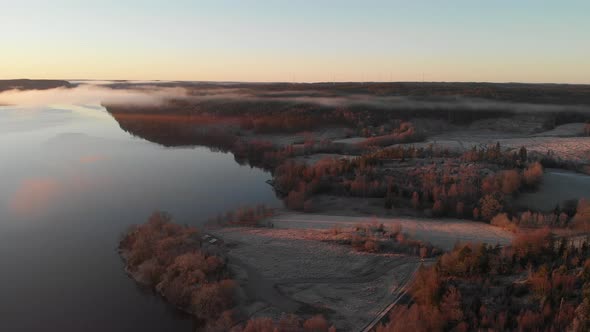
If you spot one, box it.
[0,84,187,107]
[183,87,590,113]
[2,82,590,114]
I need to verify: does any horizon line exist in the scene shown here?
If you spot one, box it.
[3,78,590,86]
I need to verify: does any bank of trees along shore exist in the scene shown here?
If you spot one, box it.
[120,212,336,331]
[120,212,235,326]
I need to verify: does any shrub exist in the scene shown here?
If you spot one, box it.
[491,213,518,232]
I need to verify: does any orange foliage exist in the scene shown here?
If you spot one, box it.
[511,228,552,258]
[120,212,235,324]
[237,314,335,332]
[479,194,503,221]
[410,266,441,306]
[572,198,590,230]
[523,162,544,187]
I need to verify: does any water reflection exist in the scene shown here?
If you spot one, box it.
[0,104,280,331]
[516,169,590,211]
[9,177,60,217]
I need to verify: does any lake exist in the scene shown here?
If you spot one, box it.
[515,168,590,211]
[0,103,281,331]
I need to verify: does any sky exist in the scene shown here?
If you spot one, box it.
[1,0,589,83]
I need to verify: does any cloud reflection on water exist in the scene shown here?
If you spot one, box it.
[9,178,60,217]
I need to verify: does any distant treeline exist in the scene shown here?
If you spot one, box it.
[0,79,72,92]
[105,81,590,105]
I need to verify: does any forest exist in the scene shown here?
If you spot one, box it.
[119,212,337,331]
[377,200,590,331]
[108,81,590,331]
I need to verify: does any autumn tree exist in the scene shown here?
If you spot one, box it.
[479,194,503,221]
[303,315,330,332]
[572,198,590,231]
[377,303,444,332]
[511,228,552,259]
[440,286,463,324]
[490,213,517,232]
[364,239,380,253]
[191,280,236,321]
[120,212,237,328]
[517,310,544,331]
[523,162,544,187]
[499,170,521,194]
[411,266,441,306]
[243,317,276,332]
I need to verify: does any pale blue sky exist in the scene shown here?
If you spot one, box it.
[2,0,589,82]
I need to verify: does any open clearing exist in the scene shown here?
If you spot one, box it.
[394,134,590,163]
[209,212,513,330]
[210,226,420,331]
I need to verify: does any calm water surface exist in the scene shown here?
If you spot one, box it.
[516,168,590,211]
[0,104,280,331]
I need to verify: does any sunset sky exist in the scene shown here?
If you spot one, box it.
[2,0,589,83]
